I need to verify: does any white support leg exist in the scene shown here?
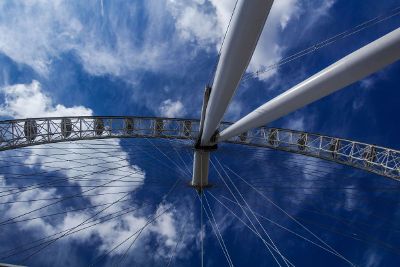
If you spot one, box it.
[200,0,275,145]
[218,27,400,142]
[191,149,210,190]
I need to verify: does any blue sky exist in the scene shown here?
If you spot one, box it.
[0,0,399,266]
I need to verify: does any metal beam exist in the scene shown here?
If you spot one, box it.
[191,149,210,190]
[218,27,400,142]
[0,117,399,180]
[200,0,274,145]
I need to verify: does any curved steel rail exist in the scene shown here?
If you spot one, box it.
[0,116,398,180]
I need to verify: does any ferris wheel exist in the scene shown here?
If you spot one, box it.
[1,1,400,266]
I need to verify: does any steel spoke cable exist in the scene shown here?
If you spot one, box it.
[0,181,168,190]
[0,151,141,193]
[0,157,82,169]
[46,143,121,165]
[246,185,400,191]
[225,165,355,266]
[242,5,400,81]
[12,140,194,151]
[219,149,349,179]
[89,179,180,266]
[15,159,184,260]
[162,139,192,178]
[168,139,193,177]
[221,195,346,258]
[112,178,182,266]
[165,217,188,267]
[207,191,295,267]
[1,202,150,261]
[145,138,190,178]
[17,190,131,263]
[210,158,284,267]
[0,195,163,260]
[227,156,366,189]
[114,222,147,267]
[125,140,191,177]
[0,198,132,225]
[0,163,141,199]
[203,192,234,267]
[242,145,350,172]
[0,184,175,206]
[293,216,400,255]
[193,191,232,267]
[303,195,400,232]
[0,139,189,260]
[216,158,288,266]
[254,185,400,218]
[201,191,204,267]
[0,143,179,196]
[89,205,174,267]
[302,205,400,235]
[293,207,400,254]
[215,157,289,267]
[1,141,192,171]
[1,145,186,183]
[246,153,348,177]
[0,168,141,226]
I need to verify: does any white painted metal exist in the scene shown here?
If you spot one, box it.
[191,150,210,189]
[200,0,275,145]
[218,27,400,142]
[1,116,399,179]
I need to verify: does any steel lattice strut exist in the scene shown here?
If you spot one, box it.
[0,116,398,180]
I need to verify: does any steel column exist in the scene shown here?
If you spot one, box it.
[200,0,275,145]
[218,27,400,142]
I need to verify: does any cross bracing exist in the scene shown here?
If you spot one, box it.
[0,116,398,180]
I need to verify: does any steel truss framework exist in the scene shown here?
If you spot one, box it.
[0,116,399,180]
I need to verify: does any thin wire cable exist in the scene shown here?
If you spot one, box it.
[221,195,344,258]
[203,192,234,267]
[166,218,188,267]
[19,191,132,263]
[225,165,355,266]
[193,191,232,267]
[89,206,173,266]
[215,157,289,267]
[207,191,295,267]
[0,200,155,260]
[242,6,400,81]
[115,179,181,266]
[0,169,140,226]
[201,191,204,267]
[210,158,284,267]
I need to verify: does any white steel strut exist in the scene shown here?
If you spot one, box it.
[192,0,275,190]
[200,0,275,145]
[218,27,400,142]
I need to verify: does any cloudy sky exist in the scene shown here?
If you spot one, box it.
[0,0,400,266]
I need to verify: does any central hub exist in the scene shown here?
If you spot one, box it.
[191,149,210,190]
[190,143,217,192]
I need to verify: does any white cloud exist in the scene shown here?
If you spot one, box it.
[224,100,242,121]
[167,0,300,80]
[363,250,382,267]
[0,80,92,119]
[0,80,194,263]
[159,99,186,118]
[0,0,336,85]
[167,0,337,81]
[0,1,190,77]
[283,115,305,131]
[167,1,222,48]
